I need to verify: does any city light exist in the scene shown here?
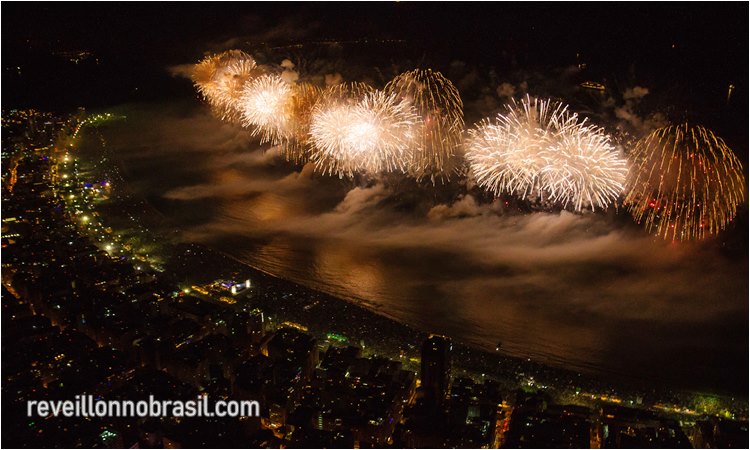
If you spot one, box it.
[3,7,747,449]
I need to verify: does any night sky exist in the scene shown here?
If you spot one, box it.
[3,3,748,128]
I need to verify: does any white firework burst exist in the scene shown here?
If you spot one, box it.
[309,90,421,177]
[467,95,627,211]
[239,74,296,144]
[543,122,628,211]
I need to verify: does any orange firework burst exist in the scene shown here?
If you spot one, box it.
[279,82,323,164]
[624,123,745,240]
[385,69,464,182]
[193,50,261,123]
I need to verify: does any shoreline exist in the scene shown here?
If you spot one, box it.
[178,240,747,403]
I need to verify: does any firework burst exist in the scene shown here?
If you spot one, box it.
[544,121,629,211]
[316,81,374,105]
[193,50,260,123]
[386,69,465,181]
[239,74,297,144]
[278,83,323,164]
[467,95,627,211]
[309,90,421,177]
[624,123,745,240]
[307,82,374,172]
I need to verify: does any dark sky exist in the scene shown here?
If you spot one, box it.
[3,3,748,59]
[2,2,748,125]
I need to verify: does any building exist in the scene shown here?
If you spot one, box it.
[420,335,452,407]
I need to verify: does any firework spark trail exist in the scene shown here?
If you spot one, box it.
[386,69,464,181]
[466,96,628,211]
[279,82,323,164]
[309,90,421,177]
[317,81,374,104]
[624,123,745,240]
[193,50,260,123]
